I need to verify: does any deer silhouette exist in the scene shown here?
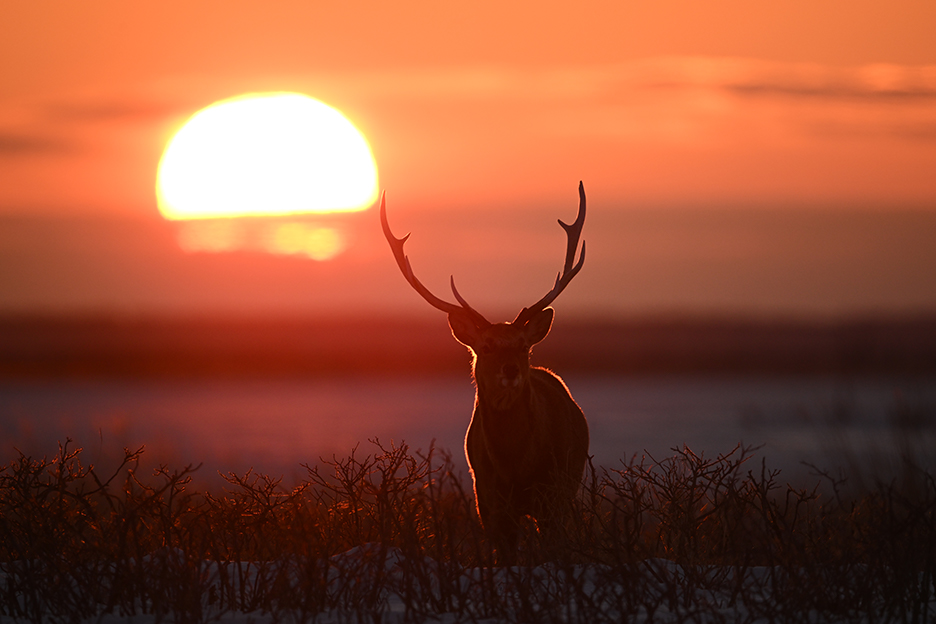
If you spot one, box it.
[381,183,589,558]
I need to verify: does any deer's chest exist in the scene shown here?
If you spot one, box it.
[467,402,550,477]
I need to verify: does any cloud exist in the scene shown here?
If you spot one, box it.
[307,57,936,103]
[607,58,936,100]
[0,132,75,156]
[44,99,191,123]
[711,61,936,100]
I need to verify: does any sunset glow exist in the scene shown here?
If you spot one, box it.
[156,93,378,220]
[175,220,346,261]
[263,223,345,261]
[2,2,935,317]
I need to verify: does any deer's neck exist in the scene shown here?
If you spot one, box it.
[473,377,547,474]
[475,376,535,434]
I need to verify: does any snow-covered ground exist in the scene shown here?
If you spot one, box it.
[5,543,933,623]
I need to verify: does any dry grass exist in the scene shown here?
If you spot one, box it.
[1,438,934,622]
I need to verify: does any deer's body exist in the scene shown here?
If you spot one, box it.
[381,183,590,557]
[466,364,589,544]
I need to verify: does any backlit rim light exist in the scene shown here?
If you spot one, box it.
[156,93,378,220]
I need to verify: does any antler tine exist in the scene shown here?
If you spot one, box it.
[560,181,587,274]
[380,192,490,328]
[450,276,489,325]
[513,182,587,326]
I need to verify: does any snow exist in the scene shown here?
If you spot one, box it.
[6,543,931,623]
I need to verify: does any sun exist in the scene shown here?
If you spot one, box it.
[156,92,378,220]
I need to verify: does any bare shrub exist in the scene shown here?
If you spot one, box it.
[1,438,933,622]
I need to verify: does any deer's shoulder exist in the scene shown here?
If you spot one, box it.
[529,366,575,400]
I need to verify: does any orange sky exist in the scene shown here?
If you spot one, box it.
[2,2,936,319]
[1,1,935,217]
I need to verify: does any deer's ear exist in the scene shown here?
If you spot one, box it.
[523,307,554,346]
[448,310,482,348]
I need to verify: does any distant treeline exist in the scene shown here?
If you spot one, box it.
[1,314,935,378]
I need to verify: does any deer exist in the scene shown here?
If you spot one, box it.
[380,182,590,558]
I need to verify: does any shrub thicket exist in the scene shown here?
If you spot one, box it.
[1,439,933,622]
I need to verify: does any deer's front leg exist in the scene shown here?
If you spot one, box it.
[473,476,521,562]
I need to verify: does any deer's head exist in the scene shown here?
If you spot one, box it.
[381,183,586,410]
[448,308,555,410]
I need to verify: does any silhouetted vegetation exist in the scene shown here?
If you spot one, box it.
[1,438,933,622]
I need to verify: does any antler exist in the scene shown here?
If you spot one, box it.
[513,181,586,326]
[380,192,490,329]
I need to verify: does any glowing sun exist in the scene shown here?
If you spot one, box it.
[156,92,378,220]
